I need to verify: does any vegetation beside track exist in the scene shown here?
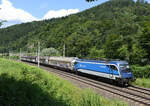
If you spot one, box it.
[131,65,150,88]
[132,65,150,78]
[0,55,19,60]
[0,58,127,106]
[1,55,150,89]
[132,78,150,88]
[0,0,150,66]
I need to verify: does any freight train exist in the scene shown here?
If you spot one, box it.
[21,56,135,86]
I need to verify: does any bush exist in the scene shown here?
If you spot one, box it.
[88,47,105,59]
[0,56,19,60]
[133,78,150,88]
[132,65,150,78]
[0,59,127,106]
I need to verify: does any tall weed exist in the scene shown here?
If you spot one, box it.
[0,58,127,106]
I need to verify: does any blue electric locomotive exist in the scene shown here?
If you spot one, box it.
[21,56,135,85]
[73,59,135,85]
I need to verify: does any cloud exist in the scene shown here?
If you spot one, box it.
[0,0,79,27]
[0,0,37,22]
[1,20,21,28]
[43,9,79,19]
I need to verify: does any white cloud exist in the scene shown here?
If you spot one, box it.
[43,9,79,19]
[0,0,80,27]
[0,0,37,22]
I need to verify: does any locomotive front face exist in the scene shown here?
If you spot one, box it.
[119,63,133,79]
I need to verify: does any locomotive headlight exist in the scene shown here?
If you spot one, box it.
[127,65,129,68]
[119,64,130,69]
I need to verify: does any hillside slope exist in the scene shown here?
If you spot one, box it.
[0,0,150,65]
[0,59,127,106]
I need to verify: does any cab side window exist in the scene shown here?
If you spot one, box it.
[74,62,78,65]
[110,65,118,71]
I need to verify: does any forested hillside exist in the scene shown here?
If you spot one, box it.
[0,0,150,65]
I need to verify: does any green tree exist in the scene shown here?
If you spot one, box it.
[0,21,1,27]
[104,34,123,59]
[88,47,105,58]
[130,44,147,65]
[0,0,150,65]
[138,21,150,63]
[117,45,129,60]
[0,8,7,27]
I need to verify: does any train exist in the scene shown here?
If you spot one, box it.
[21,56,136,86]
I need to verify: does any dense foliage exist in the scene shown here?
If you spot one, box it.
[131,64,150,88]
[132,65,150,78]
[0,59,127,106]
[0,0,150,65]
[133,78,150,88]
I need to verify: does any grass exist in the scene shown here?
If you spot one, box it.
[131,65,150,88]
[0,56,20,61]
[132,65,150,78]
[0,58,127,106]
[132,78,150,88]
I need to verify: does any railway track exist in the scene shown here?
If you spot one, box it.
[24,61,150,106]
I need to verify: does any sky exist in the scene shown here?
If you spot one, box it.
[0,0,110,27]
[0,0,150,27]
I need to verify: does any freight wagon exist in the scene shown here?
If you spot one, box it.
[21,56,135,85]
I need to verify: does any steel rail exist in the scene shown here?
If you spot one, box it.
[23,60,150,106]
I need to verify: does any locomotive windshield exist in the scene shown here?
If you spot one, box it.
[119,64,131,72]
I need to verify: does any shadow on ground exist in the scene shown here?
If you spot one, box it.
[0,73,67,106]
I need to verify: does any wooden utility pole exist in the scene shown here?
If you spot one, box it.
[9,51,10,60]
[20,48,22,61]
[63,44,65,57]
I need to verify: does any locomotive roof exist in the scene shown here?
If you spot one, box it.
[76,59,128,65]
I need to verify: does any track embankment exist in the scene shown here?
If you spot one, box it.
[23,61,150,106]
